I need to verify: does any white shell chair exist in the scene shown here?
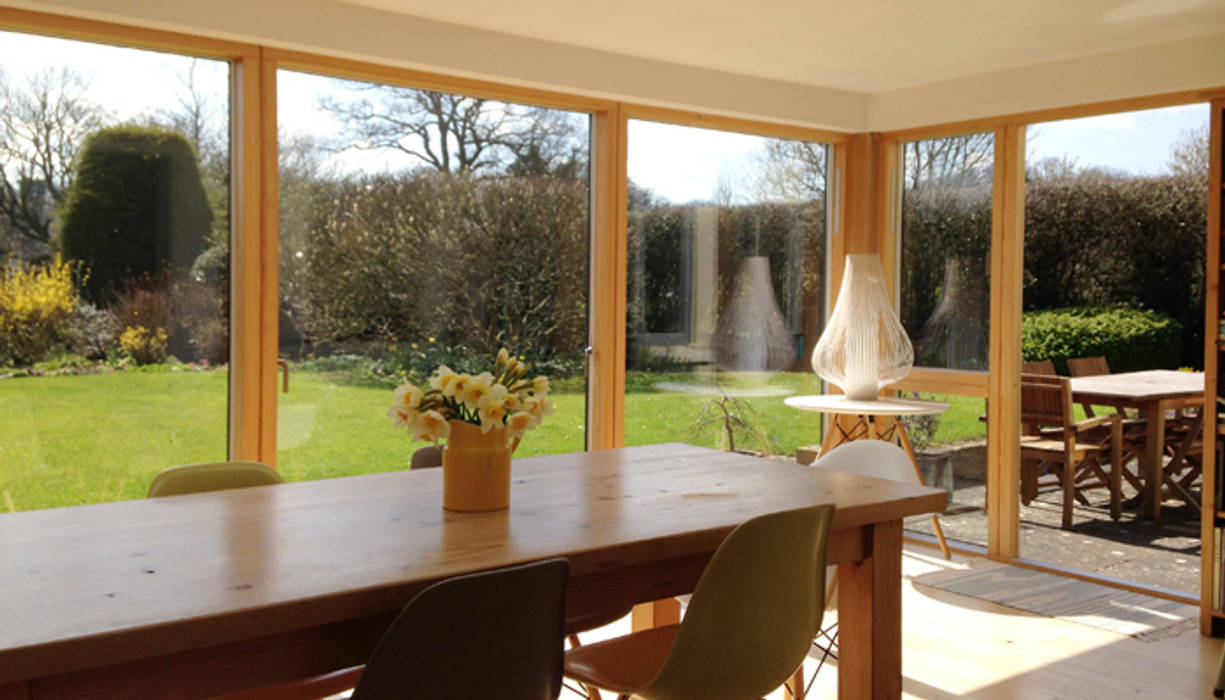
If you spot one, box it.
[788,440,945,698]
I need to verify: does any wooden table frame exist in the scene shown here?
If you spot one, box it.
[0,444,944,700]
[1069,370,1204,519]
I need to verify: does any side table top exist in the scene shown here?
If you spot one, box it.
[784,394,950,416]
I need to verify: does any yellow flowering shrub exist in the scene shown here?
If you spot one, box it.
[119,325,169,365]
[0,257,79,365]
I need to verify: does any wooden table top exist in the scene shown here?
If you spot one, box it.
[1069,369,1204,402]
[0,443,945,685]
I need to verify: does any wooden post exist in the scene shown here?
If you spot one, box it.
[986,125,1026,559]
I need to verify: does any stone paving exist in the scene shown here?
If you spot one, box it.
[903,451,1201,595]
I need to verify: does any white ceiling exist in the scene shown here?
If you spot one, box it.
[340,0,1225,92]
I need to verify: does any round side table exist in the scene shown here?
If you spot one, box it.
[785,394,952,559]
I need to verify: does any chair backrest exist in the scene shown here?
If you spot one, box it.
[1022,360,1057,375]
[351,558,569,700]
[636,504,835,700]
[147,461,282,497]
[1067,356,1110,377]
[411,444,444,469]
[811,440,918,485]
[1020,373,1074,430]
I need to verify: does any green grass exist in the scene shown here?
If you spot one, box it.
[0,368,988,513]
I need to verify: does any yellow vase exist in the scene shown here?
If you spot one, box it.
[442,419,511,512]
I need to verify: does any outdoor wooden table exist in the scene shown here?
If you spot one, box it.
[1069,369,1204,519]
[0,444,944,700]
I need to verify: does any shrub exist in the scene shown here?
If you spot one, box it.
[119,325,169,365]
[60,126,213,304]
[0,256,80,366]
[290,172,589,360]
[1022,306,1182,375]
[64,302,118,360]
[111,275,227,364]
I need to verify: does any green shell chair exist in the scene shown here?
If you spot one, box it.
[147,461,283,497]
[563,503,835,700]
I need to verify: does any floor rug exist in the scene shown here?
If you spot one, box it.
[912,560,1196,638]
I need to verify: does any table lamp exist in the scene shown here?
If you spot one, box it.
[811,253,913,400]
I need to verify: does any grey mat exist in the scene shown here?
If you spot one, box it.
[913,561,1196,638]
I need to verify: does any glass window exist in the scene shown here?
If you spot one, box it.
[900,133,994,371]
[625,119,828,457]
[0,31,231,511]
[276,70,591,478]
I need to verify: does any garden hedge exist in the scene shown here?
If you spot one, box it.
[1021,306,1183,375]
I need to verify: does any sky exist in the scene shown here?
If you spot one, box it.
[0,29,1212,204]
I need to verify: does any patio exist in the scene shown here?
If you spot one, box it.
[906,442,1201,595]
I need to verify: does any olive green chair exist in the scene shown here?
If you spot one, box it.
[147,461,283,497]
[563,503,835,700]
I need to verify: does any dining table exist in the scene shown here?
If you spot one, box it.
[0,443,945,700]
[1069,369,1205,519]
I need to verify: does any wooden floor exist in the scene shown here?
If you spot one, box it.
[563,547,1223,699]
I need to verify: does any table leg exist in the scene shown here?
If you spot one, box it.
[631,598,681,632]
[837,519,903,700]
[895,422,952,561]
[1142,402,1166,519]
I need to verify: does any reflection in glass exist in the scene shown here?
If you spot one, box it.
[625,120,827,456]
[900,133,994,371]
[276,71,591,478]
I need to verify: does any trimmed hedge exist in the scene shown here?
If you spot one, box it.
[1022,306,1182,375]
[60,126,213,304]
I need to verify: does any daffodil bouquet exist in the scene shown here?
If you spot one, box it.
[388,348,553,450]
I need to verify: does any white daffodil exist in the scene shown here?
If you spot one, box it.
[506,410,539,441]
[460,372,495,409]
[446,373,471,400]
[412,410,451,443]
[477,384,510,432]
[393,382,424,409]
[532,375,550,396]
[429,365,459,394]
[387,404,419,428]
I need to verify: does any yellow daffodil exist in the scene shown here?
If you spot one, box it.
[495,348,510,371]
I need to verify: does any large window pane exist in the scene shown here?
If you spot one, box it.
[898,133,994,550]
[625,120,827,456]
[276,71,590,477]
[1020,104,1209,594]
[0,31,231,511]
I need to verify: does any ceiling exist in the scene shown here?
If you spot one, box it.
[340,0,1225,93]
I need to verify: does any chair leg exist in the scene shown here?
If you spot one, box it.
[1110,428,1122,521]
[1061,461,1075,529]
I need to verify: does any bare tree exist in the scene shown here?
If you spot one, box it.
[904,133,994,188]
[320,83,583,175]
[1168,124,1209,179]
[751,139,827,202]
[0,66,106,253]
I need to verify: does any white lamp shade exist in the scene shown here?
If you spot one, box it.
[811,253,913,400]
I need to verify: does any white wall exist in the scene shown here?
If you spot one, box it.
[870,34,1225,131]
[4,0,1222,132]
[1,0,868,132]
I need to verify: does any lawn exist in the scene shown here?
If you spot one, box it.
[0,368,987,513]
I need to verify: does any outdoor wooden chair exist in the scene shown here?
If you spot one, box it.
[1022,359,1057,375]
[1019,373,1123,529]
